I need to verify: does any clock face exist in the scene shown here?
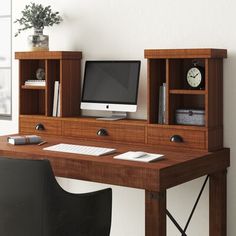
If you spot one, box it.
[36,68,45,80]
[187,67,202,88]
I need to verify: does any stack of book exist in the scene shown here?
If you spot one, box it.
[158,83,166,124]
[52,81,61,117]
[24,80,46,86]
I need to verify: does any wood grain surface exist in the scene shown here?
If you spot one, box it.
[62,120,146,144]
[209,171,227,236]
[15,51,82,60]
[144,48,227,59]
[145,191,166,236]
[147,126,206,150]
[0,135,229,192]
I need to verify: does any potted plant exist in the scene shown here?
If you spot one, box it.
[14,2,63,51]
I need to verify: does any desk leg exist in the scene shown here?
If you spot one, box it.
[209,170,227,236]
[145,190,166,236]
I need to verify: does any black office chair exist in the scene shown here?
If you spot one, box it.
[0,157,112,236]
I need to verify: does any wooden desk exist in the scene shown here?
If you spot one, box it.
[0,135,230,236]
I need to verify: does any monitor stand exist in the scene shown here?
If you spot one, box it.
[96,112,127,121]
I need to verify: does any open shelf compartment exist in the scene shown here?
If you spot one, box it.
[20,89,45,115]
[46,59,60,116]
[19,59,46,116]
[147,59,166,124]
[19,59,45,84]
[168,58,206,90]
[169,94,206,127]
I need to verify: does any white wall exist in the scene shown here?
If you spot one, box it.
[1,0,235,235]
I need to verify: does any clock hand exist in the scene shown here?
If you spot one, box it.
[194,73,199,78]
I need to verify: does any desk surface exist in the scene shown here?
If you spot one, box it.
[0,135,230,192]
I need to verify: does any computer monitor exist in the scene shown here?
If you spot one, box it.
[81,60,141,120]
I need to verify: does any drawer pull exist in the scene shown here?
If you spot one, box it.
[35,123,45,131]
[97,128,108,136]
[170,135,183,143]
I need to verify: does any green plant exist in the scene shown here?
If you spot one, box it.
[14,2,63,37]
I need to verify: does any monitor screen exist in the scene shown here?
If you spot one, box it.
[81,61,140,106]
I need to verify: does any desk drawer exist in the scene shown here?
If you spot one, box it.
[20,116,62,136]
[147,127,206,149]
[62,120,145,144]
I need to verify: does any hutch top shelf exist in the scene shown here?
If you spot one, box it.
[15,51,82,60]
[144,48,227,59]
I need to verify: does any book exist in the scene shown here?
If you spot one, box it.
[7,135,42,145]
[52,81,60,116]
[25,80,46,86]
[158,85,163,124]
[158,83,166,124]
[114,151,164,163]
[162,83,166,124]
[57,84,61,117]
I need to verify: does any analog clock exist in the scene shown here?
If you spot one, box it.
[186,65,205,89]
[36,68,45,80]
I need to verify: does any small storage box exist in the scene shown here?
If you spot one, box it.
[175,109,205,126]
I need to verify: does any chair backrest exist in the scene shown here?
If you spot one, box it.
[0,157,112,236]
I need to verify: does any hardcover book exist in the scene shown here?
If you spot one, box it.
[158,85,163,124]
[162,83,166,124]
[52,81,60,116]
[7,135,42,145]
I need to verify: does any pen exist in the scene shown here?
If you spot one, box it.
[38,141,47,146]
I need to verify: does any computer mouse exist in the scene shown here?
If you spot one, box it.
[129,151,147,159]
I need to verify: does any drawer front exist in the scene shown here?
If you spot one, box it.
[147,127,206,149]
[62,121,145,144]
[20,117,62,136]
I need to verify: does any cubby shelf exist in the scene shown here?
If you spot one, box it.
[169,89,206,95]
[15,51,82,117]
[21,85,46,90]
[144,48,227,151]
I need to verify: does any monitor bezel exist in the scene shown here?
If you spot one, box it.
[81,60,141,106]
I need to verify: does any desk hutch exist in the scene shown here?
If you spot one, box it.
[0,49,230,236]
[15,49,225,152]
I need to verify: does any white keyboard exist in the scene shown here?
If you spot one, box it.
[43,143,116,156]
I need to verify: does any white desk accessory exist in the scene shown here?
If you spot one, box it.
[44,143,116,156]
[114,151,164,163]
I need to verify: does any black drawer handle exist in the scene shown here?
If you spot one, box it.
[35,123,45,131]
[170,135,183,143]
[97,128,108,136]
